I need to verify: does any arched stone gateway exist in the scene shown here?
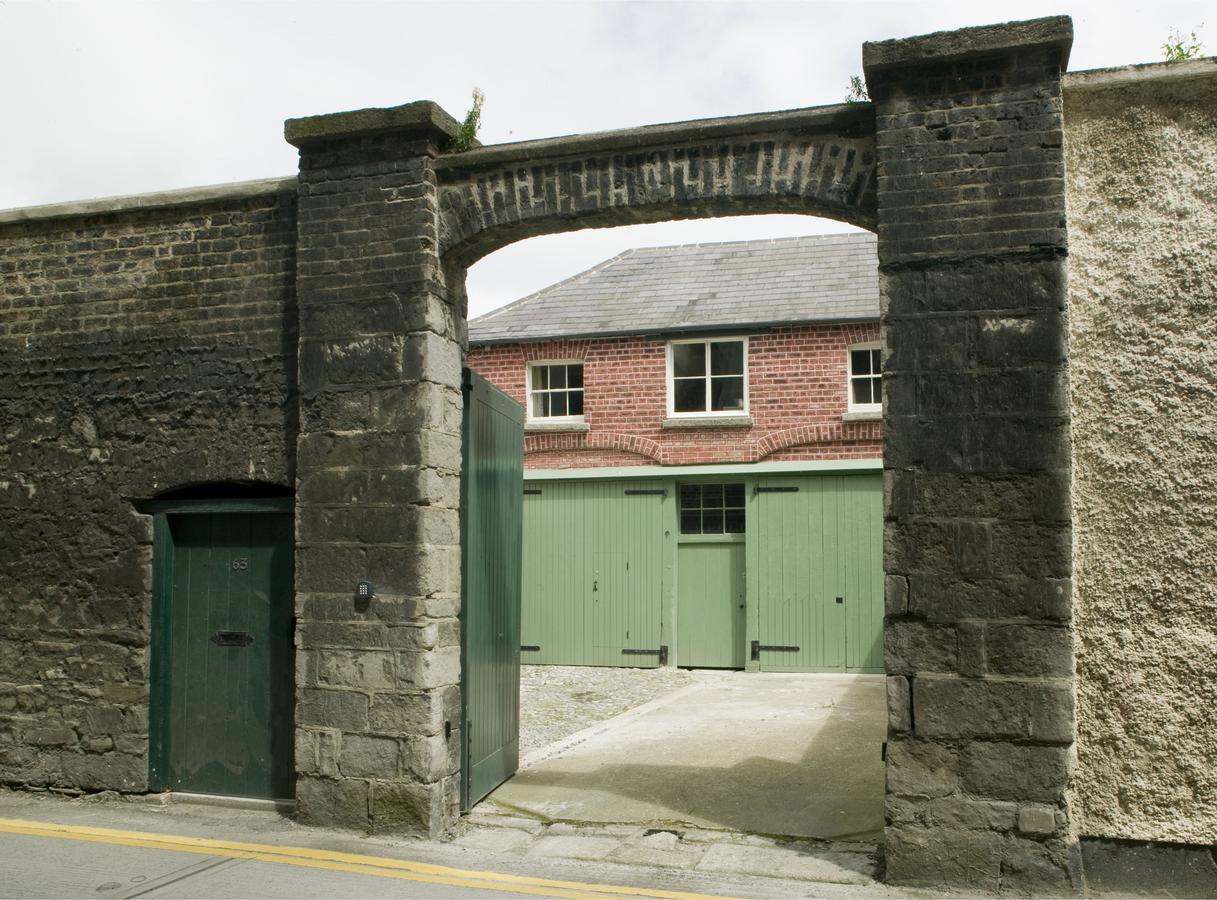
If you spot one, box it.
[290,14,1079,895]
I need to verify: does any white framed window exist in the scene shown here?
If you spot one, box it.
[666,337,748,417]
[848,343,882,412]
[527,360,584,421]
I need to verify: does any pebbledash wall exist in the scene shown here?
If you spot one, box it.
[1,15,1214,894]
[1064,60,1217,849]
[466,325,882,469]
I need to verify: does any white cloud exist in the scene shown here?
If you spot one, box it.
[1,0,1209,311]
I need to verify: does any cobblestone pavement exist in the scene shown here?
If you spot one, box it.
[519,664,695,757]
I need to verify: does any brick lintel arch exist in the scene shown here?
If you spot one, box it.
[436,103,877,270]
[525,430,664,463]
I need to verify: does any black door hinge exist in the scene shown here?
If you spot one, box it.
[751,640,800,661]
[622,645,668,665]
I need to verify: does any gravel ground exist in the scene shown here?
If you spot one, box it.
[518,664,696,757]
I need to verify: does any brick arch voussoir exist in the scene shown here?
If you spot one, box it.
[435,122,877,268]
[754,421,881,460]
[523,431,663,463]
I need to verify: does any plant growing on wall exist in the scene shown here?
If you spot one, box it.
[845,75,869,102]
[450,87,485,152]
[1162,25,1205,61]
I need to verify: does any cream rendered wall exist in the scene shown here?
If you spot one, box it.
[1065,61,1217,844]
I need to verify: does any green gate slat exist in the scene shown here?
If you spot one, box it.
[460,369,525,811]
[755,473,883,673]
[520,479,665,668]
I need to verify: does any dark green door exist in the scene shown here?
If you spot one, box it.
[149,502,294,800]
[677,542,746,668]
[461,370,524,810]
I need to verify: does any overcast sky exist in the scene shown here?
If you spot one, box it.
[1,0,1208,316]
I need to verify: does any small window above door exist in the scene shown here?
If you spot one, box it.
[679,483,746,535]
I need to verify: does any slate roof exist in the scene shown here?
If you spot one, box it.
[468,232,878,344]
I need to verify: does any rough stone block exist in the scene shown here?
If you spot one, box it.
[397,647,461,689]
[296,688,369,732]
[961,741,1069,802]
[985,624,1073,677]
[339,733,399,778]
[368,691,442,735]
[914,675,1074,742]
[297,776,369,830]
[318,650,396,691]
[1018,802,1058,834]
[887,676,912,732]
[57,752,147,792]
[885,622,958,674]
[368,778,436,833]
[886,738,958,799]
[926,797,1017,831]
[1001,834,1079,895]
[884,824,1002,892]
[884,574,909,616]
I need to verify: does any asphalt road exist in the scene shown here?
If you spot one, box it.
[0,813,735,900]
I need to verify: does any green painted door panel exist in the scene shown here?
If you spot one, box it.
[677,543,745,668]
[461,370,525,810]
[520,480,665,667]
[753,474,882,673]
[151,508,294,800]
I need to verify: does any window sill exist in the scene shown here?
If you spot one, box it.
[662,416,754,430]
[842,410,882,423]
[525,421,590,434]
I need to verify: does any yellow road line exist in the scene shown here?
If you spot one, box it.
[0,817,732,900]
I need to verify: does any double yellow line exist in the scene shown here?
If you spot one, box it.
[0,817,729,899]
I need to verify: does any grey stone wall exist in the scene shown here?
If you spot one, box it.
[287,103,466,835]
[0,184,298,793]
[1065,61,1217,846]
[865,17,1079,895]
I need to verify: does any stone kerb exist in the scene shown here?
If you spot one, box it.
[865,16,1080,895]
[287,103,466,835]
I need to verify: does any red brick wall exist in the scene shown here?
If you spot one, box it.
[466,324,882,469]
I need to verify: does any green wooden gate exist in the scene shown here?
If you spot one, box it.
[460,369,525,810]
[749,473,883,673]
[520,480,667,667]
[148,499,294,800]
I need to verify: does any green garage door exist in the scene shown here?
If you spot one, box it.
[521,481,667,667]
[750,473,883,673]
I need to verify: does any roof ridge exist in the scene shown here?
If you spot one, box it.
[470,247,638,325]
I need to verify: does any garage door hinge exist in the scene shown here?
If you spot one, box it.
[754,485,799,494]
[523,488,542,495]
[751,640,800,661]
[624,488,667,497]
[520,645,541,652]
[622,645,669,665]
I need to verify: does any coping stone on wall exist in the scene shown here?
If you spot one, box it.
[285,100,463,148]
[863,15,1074,70]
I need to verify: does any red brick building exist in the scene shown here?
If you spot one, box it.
[466,233,885,673]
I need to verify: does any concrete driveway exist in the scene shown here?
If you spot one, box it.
[488,671,885,840]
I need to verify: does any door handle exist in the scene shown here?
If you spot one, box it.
[211,631,254,647]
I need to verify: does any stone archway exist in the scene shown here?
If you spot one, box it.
[286,14,1078,894]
